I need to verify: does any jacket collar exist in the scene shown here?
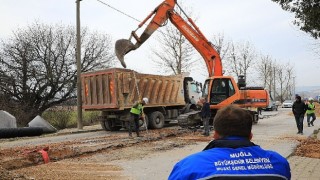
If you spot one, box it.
[203,136,256,151]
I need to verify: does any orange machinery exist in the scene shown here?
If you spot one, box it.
[115,0,269,123]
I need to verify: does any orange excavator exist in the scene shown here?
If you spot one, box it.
[115,0,269,125]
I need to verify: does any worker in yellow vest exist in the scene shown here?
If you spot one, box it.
[306,98,316,127]
[128,97,148,137]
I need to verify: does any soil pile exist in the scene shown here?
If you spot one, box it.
[295,137,320,158]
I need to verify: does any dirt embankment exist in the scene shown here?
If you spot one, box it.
[294,130,320,158]
[0,127,211,179]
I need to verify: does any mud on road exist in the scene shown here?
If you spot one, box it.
[0,127,211,179]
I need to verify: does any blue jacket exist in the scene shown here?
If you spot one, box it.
[168,137,291,180]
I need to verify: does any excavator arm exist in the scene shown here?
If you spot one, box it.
[115,0,268,127]
[115,0,222,77]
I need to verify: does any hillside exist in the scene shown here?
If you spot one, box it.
[296,86,320,99]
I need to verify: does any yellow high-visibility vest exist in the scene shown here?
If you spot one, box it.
[130,103,143,115]
[306,103,315,114]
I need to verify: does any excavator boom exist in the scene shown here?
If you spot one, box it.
[115,0,222,77]
[115,0,268,127]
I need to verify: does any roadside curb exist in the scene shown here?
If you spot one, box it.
[43,125,103,137]
[55,128,103,135]
[260,111,279,119]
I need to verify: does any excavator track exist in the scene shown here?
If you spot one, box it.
[177,110,202,128]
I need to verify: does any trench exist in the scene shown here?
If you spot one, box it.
[0,128,194,171]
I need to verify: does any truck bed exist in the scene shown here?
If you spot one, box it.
[81,68,186,110]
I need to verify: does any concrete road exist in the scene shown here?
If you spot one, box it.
[115,107,319,179]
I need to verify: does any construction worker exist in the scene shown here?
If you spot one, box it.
[292,95,307,134]
[190,96,196,105]
[306,98,316,127]
[168,105,291,179]
[200,97,211,136]
[128,97,148,137]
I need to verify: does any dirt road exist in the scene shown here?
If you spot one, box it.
[1,108,319,180]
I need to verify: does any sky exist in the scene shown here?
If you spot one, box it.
[0,0,318,87]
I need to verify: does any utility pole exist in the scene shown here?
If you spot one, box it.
[293,76,296,99]
[76,0,83,129]
[273,66,276,100]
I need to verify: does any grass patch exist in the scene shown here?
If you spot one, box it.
[42,107,100,130]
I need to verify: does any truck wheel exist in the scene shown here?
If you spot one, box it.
[148,111,165,129]
[100,120,121,131]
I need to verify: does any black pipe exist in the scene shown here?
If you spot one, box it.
[0,127,44,139]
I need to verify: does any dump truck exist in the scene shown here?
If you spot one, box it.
[81,68,202,131]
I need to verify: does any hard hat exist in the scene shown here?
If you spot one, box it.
[309,97,314,101]
[142,97,149,104]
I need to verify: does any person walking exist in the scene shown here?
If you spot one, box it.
[200,97,211,136]
[190,96,196,105]
[292,95,307,134]
[168,105,291,180]
[306,98,316,127]
[127,97,148,137]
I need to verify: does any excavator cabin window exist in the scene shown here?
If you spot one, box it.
[209,78,235,105]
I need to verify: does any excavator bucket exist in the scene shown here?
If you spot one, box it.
[115,39,136,68]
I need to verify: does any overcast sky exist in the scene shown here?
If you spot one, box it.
[0,0,318,87]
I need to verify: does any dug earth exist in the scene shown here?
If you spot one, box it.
[0,109,320,179]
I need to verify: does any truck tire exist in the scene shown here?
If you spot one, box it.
[100,120,121,131]
[148,111,165,129]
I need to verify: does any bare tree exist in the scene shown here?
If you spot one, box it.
[211,33,230,74]
[151,24,196,75]
[257,54,273,88]
[227,41,256,83]
[0,22,114,126]
[275,64,287,101]
[271,61,295,101]
[150,2,197,75]
[265,60,295,101]
[284,63,294,99]
[211,33,230,61]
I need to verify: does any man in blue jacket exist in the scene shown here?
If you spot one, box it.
[168,105,291,180]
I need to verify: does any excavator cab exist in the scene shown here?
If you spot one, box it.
[203,77,240,107]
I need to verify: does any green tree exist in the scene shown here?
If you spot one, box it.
[272,0,320,39]
[0,22,114,126]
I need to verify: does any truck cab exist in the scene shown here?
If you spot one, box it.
[185,78,202,105]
